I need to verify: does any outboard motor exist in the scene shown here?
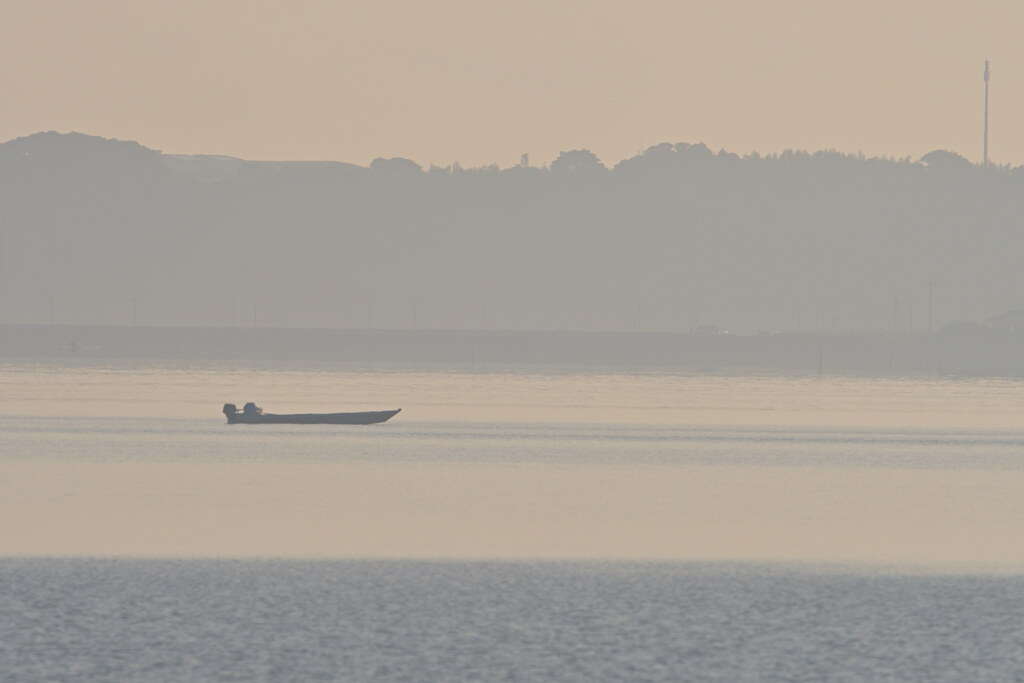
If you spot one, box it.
[223,403,237,416]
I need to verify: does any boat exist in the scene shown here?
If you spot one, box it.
[223,402,400,425]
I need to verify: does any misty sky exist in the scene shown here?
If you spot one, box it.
[4,0,1021,167]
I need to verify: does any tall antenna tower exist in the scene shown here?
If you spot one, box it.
[984,60,990,165]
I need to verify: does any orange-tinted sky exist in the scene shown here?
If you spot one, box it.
[3,0,1020,167]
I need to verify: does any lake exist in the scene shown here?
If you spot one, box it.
[2,361,1023,680]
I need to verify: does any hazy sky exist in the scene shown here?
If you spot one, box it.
[4,0,1021,167]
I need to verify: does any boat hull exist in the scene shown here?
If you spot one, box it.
[226,409,400,425]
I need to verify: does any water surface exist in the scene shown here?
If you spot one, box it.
[2,361,1023,566]
[4,362,1024,681]
[3,559,1024,682]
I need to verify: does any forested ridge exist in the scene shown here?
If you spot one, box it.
[2,131,1021,334]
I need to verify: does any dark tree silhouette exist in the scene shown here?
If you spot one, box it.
[3,131,1023,334]
[549,149,606,175]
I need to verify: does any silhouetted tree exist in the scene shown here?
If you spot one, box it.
[369,157,423,178]
[920,149,972,171]
[550,149,606,175]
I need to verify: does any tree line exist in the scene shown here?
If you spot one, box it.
[1,131,1021,334]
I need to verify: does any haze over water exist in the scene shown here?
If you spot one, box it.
[5,361,1024,680]
[3,360,1024,568]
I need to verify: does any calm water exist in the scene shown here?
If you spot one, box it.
[2,361,1024,680]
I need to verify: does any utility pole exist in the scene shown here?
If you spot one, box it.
[984,60,990,165]
[927,279,934,335]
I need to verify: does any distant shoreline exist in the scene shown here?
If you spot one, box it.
[2,324,1022,378]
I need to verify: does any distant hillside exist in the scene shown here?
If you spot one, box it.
[1,131,1023,335]
[4,324,1024,378]
[162,154,363,185]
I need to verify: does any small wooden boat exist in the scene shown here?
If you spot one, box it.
[223,402,400,425]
